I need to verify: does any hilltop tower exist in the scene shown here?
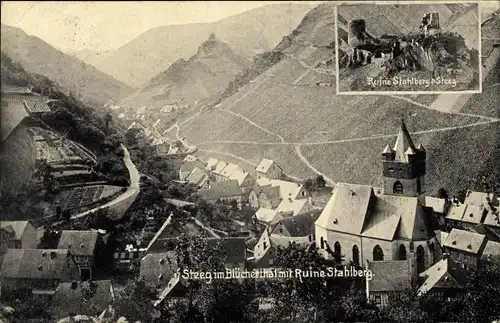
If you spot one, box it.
[381,120,426,204]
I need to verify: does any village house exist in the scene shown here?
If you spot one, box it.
[253,215,316,268]
[255,158,284,180]
[229,170,255,194]
[186,167,210,189]
[205,157,219,171]
[445,190,500,234]
[417,254,467,300]
[442,228,487,271]
[480,240,500,265]
[57,230,102,280]
[154,276,189,308]
[140,251,178,289]
[250,184,281,210]
[315,122,440,273]
[50,280,115,320]
[0,249,80,297]
[365,259,414,307]
[255,198,314,226]
[179,160,205,181]
[1,221,38,249]
[198,180,245,209]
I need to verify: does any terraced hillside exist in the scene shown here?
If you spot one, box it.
[175,3,499,194]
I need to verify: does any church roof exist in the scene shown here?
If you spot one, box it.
[392,120,416,162]
[315,182,434,241]
[382,144,392,155]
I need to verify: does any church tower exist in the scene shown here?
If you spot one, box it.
[381,120,426,203]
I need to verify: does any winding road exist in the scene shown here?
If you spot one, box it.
[71,144,140,219]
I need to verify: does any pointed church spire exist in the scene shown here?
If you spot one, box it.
[393,119,416,162]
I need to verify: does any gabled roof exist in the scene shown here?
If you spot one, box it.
[186,167,209,186]
[205,157,219,170]
[256,158,279,174]
[417,257,467,296]
[140,251,178,285]
[445,203,467,221]
[213,161,229,175]
[145,214,174,254]
[425,197,446,214]
[51,280,114,319]
[198,180,244,200]
[57,230,99,256]
[0,221,31,240]
[257,184,281,201]
[434,230,450,247]
[366,259,412,292]
[0,249,78,280]
[315,183,373,234]
[229,170,253,186]
[481,240,500,263]
[256,208,279,224]
[443,229,486,254]
[483,210,500,228]
[206,237,246,263]
[392,120,416,163]
[154,276,188,306]
[180,161,205,176]
[275,214,315,237]
[256,178,304,200]
[275,199,309,217]
[220,163,242,178]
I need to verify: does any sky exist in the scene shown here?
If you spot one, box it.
[0,1,319,52]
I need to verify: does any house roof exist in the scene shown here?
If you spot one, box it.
[58,230,99,256]
[220,163,242,178]
[205,157,219,170]
[213,161,229,175]
[443,229,486,254]
[145,214,174,254]
[483,210,500,228]
[481,240,500,263]
[366,259,412,292]
[229,170,252,186]
[315,182,433,241]
[464,191,497,207]
[198,180,244,200]
[0,221,31,240]
[51,280,114,319]
[140,251,178,284]
[425,197,446,214]
[417,257,467,296]
[0,249,77,280]
[186,167,209,186]
[256,184,281,202]
[154,276,188,306]
[393,120,416,163]
[275,214,315,237]
[256,178,303,200]
[461,205,487,224]
[434,230,450,247]
[445,203,468,221]
[256,158,279,174]
[256,208,279,224]
[275,199,308,217]
[180,161,205,176]
[205,237,246,263]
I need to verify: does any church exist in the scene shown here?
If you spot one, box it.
[315,121,441,274]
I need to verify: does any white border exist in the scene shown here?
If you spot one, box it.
[334,0,483,95]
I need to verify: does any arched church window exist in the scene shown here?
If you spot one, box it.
[416,245,425,274]
[393,181,404,194]
[399,244,407,260]
[334,242,341,258]
[352,245,360,266]
[373,245,384,261]
[320,237,325,249]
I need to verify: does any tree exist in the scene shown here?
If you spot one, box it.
[113,278,159,322]
[315,175,326,189]
[382,289,432,323]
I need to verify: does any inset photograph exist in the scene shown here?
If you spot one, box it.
[336,2,481,94]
